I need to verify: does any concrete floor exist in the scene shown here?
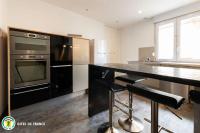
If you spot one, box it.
[0,91,194,133]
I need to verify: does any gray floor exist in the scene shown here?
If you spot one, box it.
[0,91,194,133]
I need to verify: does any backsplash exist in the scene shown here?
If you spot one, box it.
[139,47,155,62]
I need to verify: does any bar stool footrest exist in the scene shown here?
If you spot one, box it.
[144,118,174,133]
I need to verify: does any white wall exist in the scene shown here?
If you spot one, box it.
[103,27,121,63]
[0,0,3,27]
[6,0,121,64]
[120,21,154,63]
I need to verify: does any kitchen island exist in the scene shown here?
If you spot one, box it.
[88,63,200,133]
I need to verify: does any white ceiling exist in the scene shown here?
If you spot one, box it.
[41,0,199,28]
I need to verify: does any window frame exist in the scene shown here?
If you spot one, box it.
[176,11,200,62]
[155,19,177,62]
[155,11,200,63]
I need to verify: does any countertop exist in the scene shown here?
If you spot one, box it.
[143,61,200,68]
[90,63,200,87]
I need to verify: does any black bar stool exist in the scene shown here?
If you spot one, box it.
[127,83,185,133]
[97,72,127,133]
[116,74,145,133]
[189,90,200,133]
[189,90,200,104]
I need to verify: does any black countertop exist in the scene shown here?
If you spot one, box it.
[90,63,200,87]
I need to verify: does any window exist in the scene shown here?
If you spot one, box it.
[178,14,200,61]
[156,11,200,62]
[156,20,175,60]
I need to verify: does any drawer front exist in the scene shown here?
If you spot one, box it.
[11,85,50,109]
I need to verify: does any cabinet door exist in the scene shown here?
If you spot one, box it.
[73,65,88,92]
[73,38,89,65]
[51,66,72,97]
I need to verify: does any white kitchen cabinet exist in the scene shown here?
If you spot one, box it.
[73,38,90,92]
[73,65,88,92]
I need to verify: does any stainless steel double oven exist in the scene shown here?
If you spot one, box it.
[10,30,50,90]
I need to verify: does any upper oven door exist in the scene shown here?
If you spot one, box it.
[10,31,50,55]
[10,55,50,90]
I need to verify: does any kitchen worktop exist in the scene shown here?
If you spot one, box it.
[90,63,200,87]
[143,61,200,68]
[128,60,200,68]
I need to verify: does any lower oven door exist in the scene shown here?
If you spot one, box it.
[10,55,50,90]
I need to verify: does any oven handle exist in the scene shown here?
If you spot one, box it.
[51,65,72,68]
[16,59,48,61]
[14,83,49,90]
[11,87,49,95]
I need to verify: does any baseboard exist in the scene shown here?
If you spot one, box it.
[69,89,87,99]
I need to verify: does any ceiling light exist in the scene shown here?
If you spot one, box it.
[138,10,143,14]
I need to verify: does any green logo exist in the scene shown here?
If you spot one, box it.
[1,116,16,130]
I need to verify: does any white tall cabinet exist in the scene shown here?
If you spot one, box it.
[72,38,90,92]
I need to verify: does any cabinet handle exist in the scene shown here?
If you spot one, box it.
[26,33,38,38]
[51,65,72,68]
[101,70,110,79]
[11,87,49,95]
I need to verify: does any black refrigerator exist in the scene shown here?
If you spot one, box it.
[50,35,73,97]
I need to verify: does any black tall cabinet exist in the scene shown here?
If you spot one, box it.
[50,35,73,97]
